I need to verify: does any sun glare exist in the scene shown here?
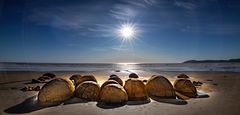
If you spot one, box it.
[118,23,136,39]
[114,22,139,54]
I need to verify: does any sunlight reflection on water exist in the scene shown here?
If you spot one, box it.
[116,63,138,71]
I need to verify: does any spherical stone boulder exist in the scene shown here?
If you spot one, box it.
[109,74,118,78]
[124,78,148,101]
[145,75,176,98]
[38,78,74,103]
[101,80,119,90]
[108,75,123,86]
[129,73,139,78]
[38,76,51,81]
[177,74,189,78]
[70,74,82,85]
[70,75,97,86]
[174,79,197,98]
[99,84,128,104]
[42,72,56,78]
[75,81,100,101]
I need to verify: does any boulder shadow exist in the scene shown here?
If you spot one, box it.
[197,90,210,98]
[4,96,60,114]
[126,98,151,105]
[96,102,127,109]
[63,98,89,105]
[197,95,210,98]
[150,96,188,105]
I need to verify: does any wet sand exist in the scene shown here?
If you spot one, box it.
[0,70,240,115]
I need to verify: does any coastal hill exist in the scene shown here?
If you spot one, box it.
[183,58,240,63]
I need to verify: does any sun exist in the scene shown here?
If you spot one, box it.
[118,23,136,39]
[120,25,134,38]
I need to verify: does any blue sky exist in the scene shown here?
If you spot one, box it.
[0,0,240,63]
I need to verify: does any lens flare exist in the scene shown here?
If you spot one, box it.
[117,23,137,40]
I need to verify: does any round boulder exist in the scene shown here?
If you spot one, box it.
[101,80,119,90]
[145,75,175,98]
[177,74,189,78]
[109,74,118,78]
[75,81,100,101]
[42,72,56,78]
[38,78,74,103]
[174,79,197,98]
[124,78,148,101]
[99,84,128,104]
[108,75,123,86]
[70,74,82,85]
[129,73,139,78]
[70,75,97,86]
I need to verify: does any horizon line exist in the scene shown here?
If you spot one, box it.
[0,61,182,64]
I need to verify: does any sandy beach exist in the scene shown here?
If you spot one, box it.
[0,70,240,115]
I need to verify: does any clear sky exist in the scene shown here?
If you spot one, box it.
[0,0,240,63]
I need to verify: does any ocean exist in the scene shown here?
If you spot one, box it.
[0,62,240,72]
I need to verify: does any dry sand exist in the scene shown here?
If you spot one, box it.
[0,70,240,115]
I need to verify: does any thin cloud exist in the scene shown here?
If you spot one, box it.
[181,24,240,35]
[174,1,198,10]
[110,4,138,20]
[125,0,147,8]
[174,0,218,10]
[27,2,112,33]
[144,0,158,5]
[109,0,158,20]
[112,47,130,51]
[123,0,157,8]
[27,0,159,39]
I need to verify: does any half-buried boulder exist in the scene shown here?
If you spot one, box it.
[174,79,197,98]
[75,81,100,101]
[99,84,128,104]
[38,76,51,81]
[38,78,74,103]
[42,73,56,78]
[124,78,148,101]
[177,74,189,79]
[129,73,139,78]
[101,80,119,90]
[108,75,123,86]
[70,75,97,86]
[145,75,175,98]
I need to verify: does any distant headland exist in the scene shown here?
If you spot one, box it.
[183,58,240,63]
